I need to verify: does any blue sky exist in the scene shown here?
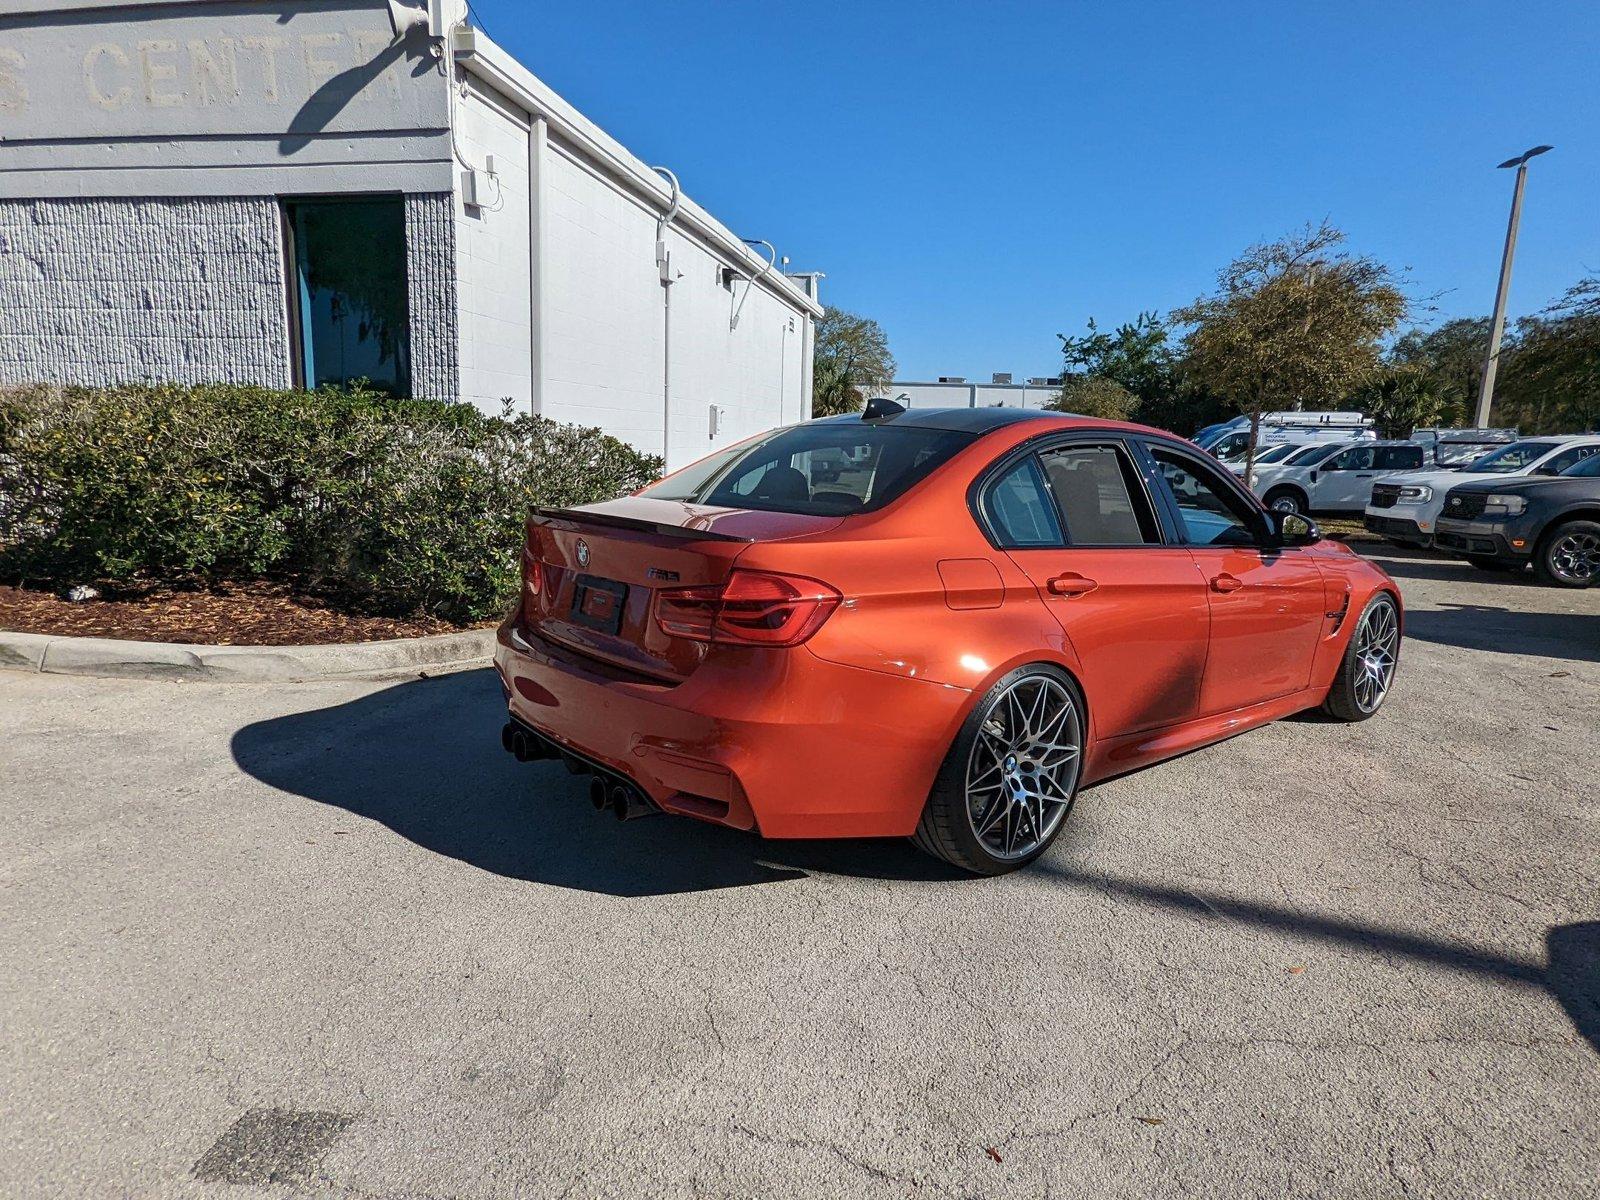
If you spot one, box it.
[472,0,1600,382]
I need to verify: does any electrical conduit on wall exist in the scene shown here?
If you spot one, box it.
[653,166,681,470]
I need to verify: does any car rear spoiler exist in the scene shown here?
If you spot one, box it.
[529,506,754,543]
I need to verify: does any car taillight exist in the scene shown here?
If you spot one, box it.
[654,570,841,647]
[522,544,542,597]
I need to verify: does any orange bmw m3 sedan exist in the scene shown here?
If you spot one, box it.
[493,402,1401,875]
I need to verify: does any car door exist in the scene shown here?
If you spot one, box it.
[978,437,1212,739]
[1312,444,1378,510]
[1142,443,1327,716]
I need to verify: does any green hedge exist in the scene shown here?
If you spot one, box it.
[0,384,663,622]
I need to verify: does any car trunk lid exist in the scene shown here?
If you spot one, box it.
[521,497,842,681]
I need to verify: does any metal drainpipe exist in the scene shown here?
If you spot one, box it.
[652,166,682,469]
[528,117,547,417]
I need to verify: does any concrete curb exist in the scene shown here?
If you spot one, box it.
[0,627,496,682]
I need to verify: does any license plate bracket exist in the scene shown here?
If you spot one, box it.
[570,574,628,635]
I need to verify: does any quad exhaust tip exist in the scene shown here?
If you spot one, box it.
[501,721,659,820]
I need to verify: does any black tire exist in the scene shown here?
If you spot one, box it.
[1321,593,1401,722]
[1533,519,1600,589]
[912,664,1086,876]
[1264,487,1307,516]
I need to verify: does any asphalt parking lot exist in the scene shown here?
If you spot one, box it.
[3,542,1596,1199]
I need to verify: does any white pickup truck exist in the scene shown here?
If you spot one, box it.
[1364,435,1600,547]
[1247,441,1428,515]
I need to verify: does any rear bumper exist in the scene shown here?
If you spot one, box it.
[493,617,971,839]
[1434,518,1533,561]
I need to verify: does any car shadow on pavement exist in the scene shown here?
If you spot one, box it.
[1035,862,1600,1057]
[1403,603,1600,664]
[230,668,960,898]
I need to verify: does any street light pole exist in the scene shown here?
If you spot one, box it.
[1475,145,1553,429]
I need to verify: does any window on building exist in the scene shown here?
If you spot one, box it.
[283,198,411,396]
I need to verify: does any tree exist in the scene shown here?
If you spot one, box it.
[1386,317,1488,423]
[1053,311,1227,434]
[1047,374,1140,420]
[1172,222,1407,477]
[1355,366,1446,439]
[812,305,895,417]
[1495,277,1600,434]
[1058,313,1173,400]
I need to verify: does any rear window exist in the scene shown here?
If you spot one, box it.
[641,423,976,516]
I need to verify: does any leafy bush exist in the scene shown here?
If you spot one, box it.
[0,384,662,622]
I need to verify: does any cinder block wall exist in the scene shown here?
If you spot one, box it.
[0,197,291,388]
[0,193,460,400]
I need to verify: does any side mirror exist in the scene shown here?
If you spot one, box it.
[1269,510,1322,548]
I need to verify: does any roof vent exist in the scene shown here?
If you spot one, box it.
[862,395,907,421]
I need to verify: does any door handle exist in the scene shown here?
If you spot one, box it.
[1210,574,1244,593]
[1048,573,1098,597]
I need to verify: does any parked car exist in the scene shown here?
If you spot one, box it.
[494,405,1401,875]
[1227,440,1306,475]
[1365,435,1600,547]
[1247,440,1428,514]
[1434,453,1600,586]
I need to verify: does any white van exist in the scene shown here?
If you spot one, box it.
[1199,412,1373,463]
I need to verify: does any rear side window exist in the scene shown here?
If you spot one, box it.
[1038,444,1161,545]
[641,423,975,516]
[984,458,1063,546]
[1373,446,1425,470]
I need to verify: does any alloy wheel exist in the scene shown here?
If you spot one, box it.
[1352,599,1399,713]
[1269,494,1302,514]
[1549,531,1600,584]
[964,675,1082,861]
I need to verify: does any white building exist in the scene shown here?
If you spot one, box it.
[884,375,1063,411]
[0,0,821,470]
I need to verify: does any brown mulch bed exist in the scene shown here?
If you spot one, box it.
[0,581,492,646]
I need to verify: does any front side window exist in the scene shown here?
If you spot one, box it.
[1540,444,1600,475]
[284,197,411,396]
[641,423,975,516]
[1151,448,1260,547]
[1561,454,1600,479]
[1326,446,1376,471]
[1463,440,1560,474]
[1038,444,1160,545]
